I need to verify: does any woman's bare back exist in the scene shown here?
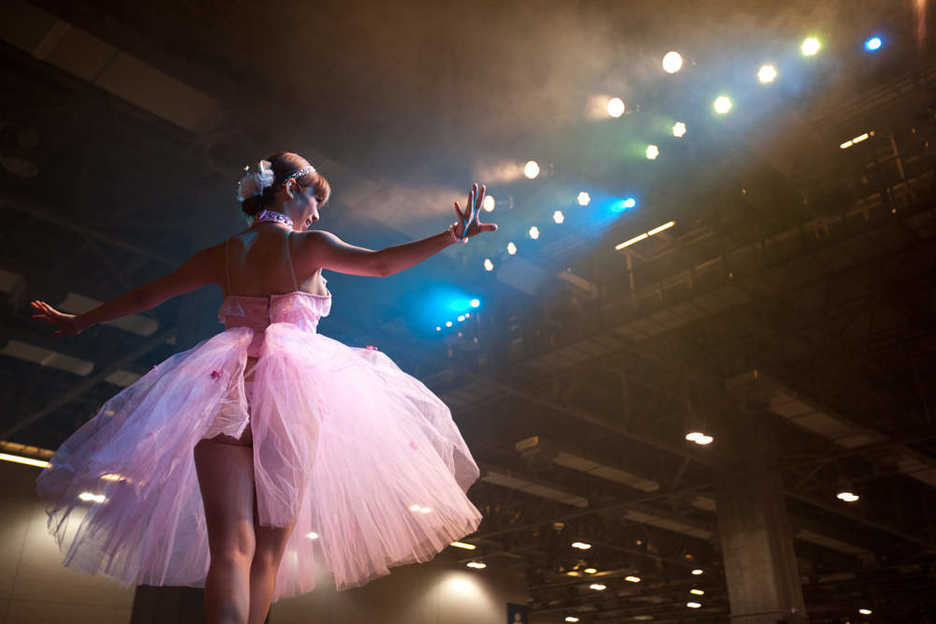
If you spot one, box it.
[219,225,329,298]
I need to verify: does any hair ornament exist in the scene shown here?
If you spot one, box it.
[236,159,275,201]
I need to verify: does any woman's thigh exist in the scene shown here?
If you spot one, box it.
[194,437,256,559]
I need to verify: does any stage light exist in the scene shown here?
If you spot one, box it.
[529,226,540,240]
[435,326,441,332]
[306,531,319,540]
[466,561,487,569]
[506,241,517,255]
[608,97,626,118]
[0,452,50,468]
[690,589,705,596]
[524,160,540,179]
[577,191,591,206]
[859,609,872,615]
[589,583,607,591]
[483,258,494,272]
[445,321,453,327]
[801,36,821,56]
[836,490,860,503]
[457,315,465,322]
[584,568,597,574]
[692,569,703,575]
[673,121,687,138]
[840,131,873,149]
[451,541,476,550]
[470,298,480,308]
[757,64,778,84]
[865,36,882,52]
[464,312,470,318]
[615,233,647,250]
[553,210,565,224]
[645,144,660,160]
[482,194,495,212]
[78,492,106,504]
[687,602,702,609]
[713,95,733,114]
[662,51,683,74]
[623,197,637,209]
[625,575,641,583]
[571,541,592,550]
[565,618,580,623]
[685,431,714,445]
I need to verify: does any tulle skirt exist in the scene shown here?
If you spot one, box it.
[35,324,482,601]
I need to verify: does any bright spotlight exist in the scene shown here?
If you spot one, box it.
[687,602,702,609]
[565,618,580,623]
[836,490,860,503]
[457,315,465,322]
[757,64,778,84]
[801,36,821,56]
[623,197,637,209]
[483,258,494,272]
[529,226,540,240]
[859,608,872,615]
[506,241,517,255]
[571,541,592,550]
[645,144,660,160]
[469,298,480,308]
[865,36,883,52]
[713,95,733,114]
[662,51,684,74]
[482,194,495,212]
[577,191,591,206]
[435,326,441,332]
[690,589,705,596]
[445,320,453,327]
[607,97,626,118]
[589,583,607,591]
[691,569,703,575]
[672,121,687,138]
[524,160,540,179]
[553,210,565,224]
[625,575,641,583]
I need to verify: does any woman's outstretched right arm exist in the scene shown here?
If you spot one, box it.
[300,183,496,278]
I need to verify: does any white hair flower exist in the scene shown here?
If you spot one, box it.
[236,159,275,201]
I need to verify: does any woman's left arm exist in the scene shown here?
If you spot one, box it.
[31,246,218,336]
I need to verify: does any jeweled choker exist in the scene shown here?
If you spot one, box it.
[255,209,293,229]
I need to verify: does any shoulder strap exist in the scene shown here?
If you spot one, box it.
[224,238,233,294]
[286,232,300,292]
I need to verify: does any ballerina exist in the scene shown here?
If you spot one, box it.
[29,151,497,624]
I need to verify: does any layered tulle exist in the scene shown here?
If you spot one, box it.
[36,322,482,601]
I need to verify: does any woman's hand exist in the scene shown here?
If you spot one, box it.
[30,300,86,336]
[453,183,497,240]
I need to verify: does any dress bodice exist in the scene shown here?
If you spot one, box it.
[218,290,332,356]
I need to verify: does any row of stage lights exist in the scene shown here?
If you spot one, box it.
[475,32,889,274]
[452,537,712,612]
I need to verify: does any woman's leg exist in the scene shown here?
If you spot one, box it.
[247,516,295,624]
[195,435,257,624]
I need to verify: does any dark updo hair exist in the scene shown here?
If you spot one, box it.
[240,151,331,218]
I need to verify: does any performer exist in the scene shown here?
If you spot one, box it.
[30,152,496,624]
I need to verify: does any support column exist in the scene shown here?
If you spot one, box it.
[715,417,807,624]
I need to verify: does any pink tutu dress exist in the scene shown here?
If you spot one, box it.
[35,237,483,602]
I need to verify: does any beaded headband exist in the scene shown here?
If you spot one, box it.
[236,161,317,201]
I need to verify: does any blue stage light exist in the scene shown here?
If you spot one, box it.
[864,36,883,52]
[470,298,480,308]
[610,196,638,213]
